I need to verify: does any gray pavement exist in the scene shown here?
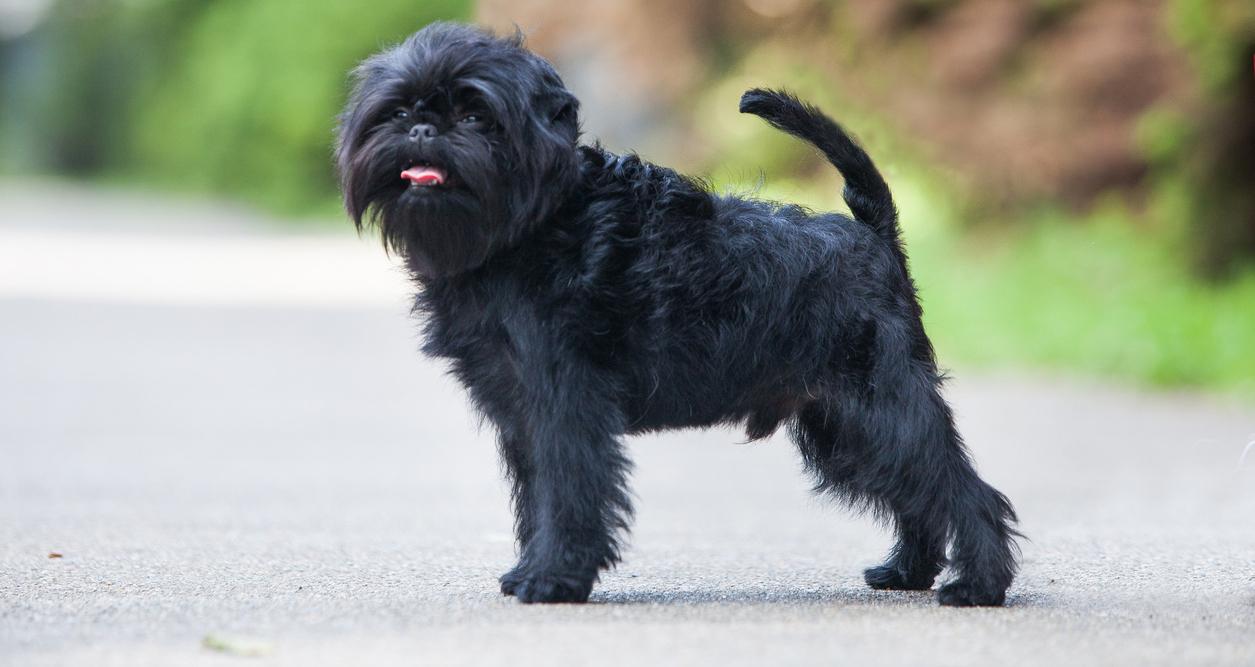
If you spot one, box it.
[1,182,1254,665]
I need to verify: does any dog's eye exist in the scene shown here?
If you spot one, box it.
[392,109,410,121]
[459,114,482,125]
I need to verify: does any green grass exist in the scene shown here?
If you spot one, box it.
[910,209,1255,395]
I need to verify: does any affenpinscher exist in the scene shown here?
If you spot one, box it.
[336,22,1019,606]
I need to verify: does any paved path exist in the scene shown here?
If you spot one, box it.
[1,182,1253,665]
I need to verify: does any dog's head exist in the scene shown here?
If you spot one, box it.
[336,23,581,277]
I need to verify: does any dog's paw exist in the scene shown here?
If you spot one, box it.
[510,571,594,604]
[863,564,936,591]
[937,580,1006,607]
[499,566,525,597]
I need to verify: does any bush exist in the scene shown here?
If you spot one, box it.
[3,0,470,213]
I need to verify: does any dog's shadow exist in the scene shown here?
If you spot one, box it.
[592,585,934,607]
[591,585,1040,608]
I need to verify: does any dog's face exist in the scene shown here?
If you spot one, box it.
[336,23,582,277]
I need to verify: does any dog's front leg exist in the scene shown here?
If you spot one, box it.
[499,342,633,604]
[495,425,537,597]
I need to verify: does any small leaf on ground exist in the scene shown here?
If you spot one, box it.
[201,634,274,658]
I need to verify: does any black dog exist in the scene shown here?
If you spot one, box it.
[336,22,1019,606]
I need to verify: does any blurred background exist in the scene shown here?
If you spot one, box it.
[2,0,1253,392]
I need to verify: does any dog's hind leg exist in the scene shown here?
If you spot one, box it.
[790,400,947,592]
[791,364,1018,606]
[864,364,1018,606]
[863,516,948,591]
[929,424,1020,607]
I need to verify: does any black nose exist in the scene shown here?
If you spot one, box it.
[408,124,437,141]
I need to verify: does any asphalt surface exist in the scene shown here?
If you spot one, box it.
[1,181,1254,665]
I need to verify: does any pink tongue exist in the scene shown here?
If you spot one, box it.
[400,165,447,185]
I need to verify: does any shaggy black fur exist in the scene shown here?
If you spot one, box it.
[336,22,1020,606]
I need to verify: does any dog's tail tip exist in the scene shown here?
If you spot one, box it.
[737,88,803,121]
[738,88,781,114]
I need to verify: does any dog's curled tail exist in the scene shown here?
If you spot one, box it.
[738,88,899,249]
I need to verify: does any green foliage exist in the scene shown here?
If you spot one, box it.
[1170,0,1255,92]
[1133,107,1192,167]
[7,0,469,212]
[1162,0,1255,276]
[910,204,1255,395]
[128,0,468,212]
[2,1,202,175]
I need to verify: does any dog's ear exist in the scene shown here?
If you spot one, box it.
[548,88,577,123]
[530,59,580,142]
[549,91,579,138]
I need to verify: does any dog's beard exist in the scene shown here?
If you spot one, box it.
[344,125,514,276]
[378,187,503,277]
